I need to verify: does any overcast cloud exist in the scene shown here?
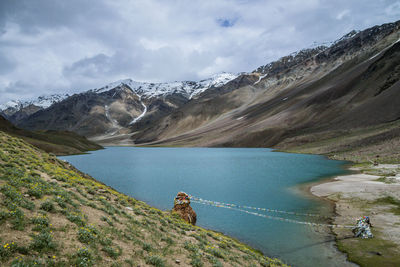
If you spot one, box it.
[0,0,399,103]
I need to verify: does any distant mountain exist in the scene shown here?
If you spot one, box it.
[0,94,69,123]
[93,73,239,99]
[0,94,69,110]
[0,73,237,124]
[5,73,237,141]
[0,115,102,155]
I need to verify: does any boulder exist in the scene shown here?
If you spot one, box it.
[173,192,197,225]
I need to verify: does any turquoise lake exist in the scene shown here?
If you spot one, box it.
[60,147,352,266]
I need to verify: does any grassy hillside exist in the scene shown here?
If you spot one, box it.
[0,131,285,267]
[0,116,102,155]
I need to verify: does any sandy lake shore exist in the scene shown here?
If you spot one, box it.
[310,164,400,266]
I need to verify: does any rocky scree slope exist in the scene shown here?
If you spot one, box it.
[131,21,400,163]
[0,132,285,266]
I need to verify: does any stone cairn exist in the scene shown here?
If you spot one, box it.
[173,192,197,225]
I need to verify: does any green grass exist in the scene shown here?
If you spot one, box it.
[0,131,287,267]
[375,177,397,184]
[0,115,103,156]
[102,244,122,259]
[374,196,400,215]
[337,233,399,267]
[78,226,98,244]
[30,230,56,252]
[40,200,56,212]
[72,247,93,267]
[145,255,165,267]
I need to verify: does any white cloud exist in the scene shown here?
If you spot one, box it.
[0,0,399,103]
[385,1,400,16]
[336,9,350,20]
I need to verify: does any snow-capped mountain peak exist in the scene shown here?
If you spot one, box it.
[0,94,69,111]
[0,73,238,121]
[93,72,238,99]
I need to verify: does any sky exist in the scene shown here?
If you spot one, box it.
[0,0,399,103]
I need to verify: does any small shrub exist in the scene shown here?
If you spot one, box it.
[161,236,174,246]
[0,210,9,224]
[100,216,113,226]
[86,187,96,195]
[192,233,208,245]
[0,185,32,210]
[27,182,48,199]
[145,255,165,267]
[72,247,93,267]
[40,201,55,212]
[67,212,86,226]
[87,202,97,209]
[0,242,18,261]
[54,197,67,208]
[102,245,122,259]
[78,226,98,244]
[190,256,204,267]
[133,208,145,216]
[30,230,56,252]
[16,246,29,255]
[53,175,67,182]
[184,241,199,253]
[99,237,112,246]
[206,246,225,259]
[218,241,231,249]
[142,242,153,252]
[11,256,42,266]
[10,209,26,230]
[31,215,50,232]
[207,255,223,267]
[1,185,21,201]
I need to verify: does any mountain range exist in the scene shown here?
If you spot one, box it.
[2,20,400,162]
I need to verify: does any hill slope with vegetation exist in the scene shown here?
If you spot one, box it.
[0,116,102,155]
[0,131,285,267]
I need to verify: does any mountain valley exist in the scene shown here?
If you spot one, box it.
[2,21,400,163]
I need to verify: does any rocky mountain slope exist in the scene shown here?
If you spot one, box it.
[3,21,400,162]
[0,132,285,266]
[0,94,69,123]
[2,73,237,143]
[130,20,400,163]
[0,115,102,155]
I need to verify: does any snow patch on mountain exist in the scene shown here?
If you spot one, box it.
[0,94,69,111]
[129,95,147,125]
[93,72,238,99]
[0,73,238,114]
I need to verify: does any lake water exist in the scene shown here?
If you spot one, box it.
[60,147,353,267]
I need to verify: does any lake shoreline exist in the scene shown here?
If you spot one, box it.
[295,170,358,267]
[61,146,351,266]
[308,161,400,266]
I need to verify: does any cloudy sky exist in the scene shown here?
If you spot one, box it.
[0,0,399,103]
